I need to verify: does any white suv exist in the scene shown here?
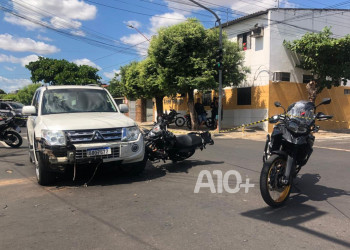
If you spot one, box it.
[23,85,146,185]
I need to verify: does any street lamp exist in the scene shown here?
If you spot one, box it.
[127,24,150,42]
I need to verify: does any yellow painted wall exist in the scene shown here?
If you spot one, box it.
[268,81,350,131]
[162,85,270,113]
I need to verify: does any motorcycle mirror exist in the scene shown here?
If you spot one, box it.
[316,98,331,107]
[316,112,333,121]
[274,101,282,108]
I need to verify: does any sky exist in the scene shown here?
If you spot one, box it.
[0,0,347,93]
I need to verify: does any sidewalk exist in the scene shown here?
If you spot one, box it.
[139,122,350,141]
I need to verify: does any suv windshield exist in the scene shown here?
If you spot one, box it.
[42,88,117,115]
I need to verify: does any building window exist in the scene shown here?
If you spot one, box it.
[303,75,313,84]
[237,87,251,105]
[202,91,212,106]
[281,72,290,81]
[345,89,350,95]
[237,32,251,51]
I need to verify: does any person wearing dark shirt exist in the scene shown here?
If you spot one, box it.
[195,98,206,128]
[210,97,218,129]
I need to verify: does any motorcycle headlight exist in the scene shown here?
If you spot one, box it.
[122,126,140,142]
[42,130,66,146]
[287,121,308,134]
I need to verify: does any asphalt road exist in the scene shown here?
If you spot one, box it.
[0,130,349,250]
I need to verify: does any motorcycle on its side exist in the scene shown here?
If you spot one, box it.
[260,98,333,207]
[0,112,23,148]
[143,117,214,163]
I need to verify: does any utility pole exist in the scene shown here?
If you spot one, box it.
[188,0,223,132]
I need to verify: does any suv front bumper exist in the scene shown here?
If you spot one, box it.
[41,136,145,166]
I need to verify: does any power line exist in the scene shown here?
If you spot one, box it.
[84,0,213,22]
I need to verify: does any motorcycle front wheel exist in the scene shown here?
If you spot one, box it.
[3,131,22,148]
[175,117,185,127]
[260,154,292,207]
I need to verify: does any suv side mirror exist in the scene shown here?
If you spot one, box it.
[274,101,282,108]
[118,104,129,113]
[22,106,37,115]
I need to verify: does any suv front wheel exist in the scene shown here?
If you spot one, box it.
[33,140,56,186]
[121,155,148,176]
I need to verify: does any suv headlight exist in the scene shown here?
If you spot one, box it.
[122,126,140,142]
[42,130,66,146]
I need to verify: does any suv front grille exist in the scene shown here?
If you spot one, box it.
[75,146,120,160]
[66,128,122,143]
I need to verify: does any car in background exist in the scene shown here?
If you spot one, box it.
[0,101,27,126]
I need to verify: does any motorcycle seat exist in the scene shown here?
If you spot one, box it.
[175,134,202,148]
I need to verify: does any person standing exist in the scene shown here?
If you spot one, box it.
[195,98,206,129]
[210,97,218,129]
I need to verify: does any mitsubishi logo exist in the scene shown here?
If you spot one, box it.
[92,131,104,140]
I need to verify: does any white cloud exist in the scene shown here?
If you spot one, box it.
[124,20,142,29]
[149,12,187,33]
[70,30,86,37]
[0,54,39,67]
[36,34,52,42]
[0,76,32,93]
[104,69,120,79]
[50,16,82,30]
[4,66,16,71]
[0,34,59,54]
[121,12,186,56]
[4,0,96,31]
[73,58,101,70]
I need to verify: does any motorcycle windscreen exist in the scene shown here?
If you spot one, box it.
[287,101,315,126]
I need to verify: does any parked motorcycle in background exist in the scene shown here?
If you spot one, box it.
[0,111,23,148]
[144,117,214,163]
[260,98,333,207]
[158,109,186,127]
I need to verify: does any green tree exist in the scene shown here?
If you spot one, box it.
[107,76,123,98]
[25,57,101,85]
[148,18,249,128]
[16,83,41,105]
[0,89,6,95]
[284,27,350,102]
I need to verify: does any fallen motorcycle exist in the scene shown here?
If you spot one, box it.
[144,117,214,162]
[260,98,332,207]
[0,112,23,148]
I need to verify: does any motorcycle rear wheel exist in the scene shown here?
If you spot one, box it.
[260,154,292,207]
[175,117,185,127]
[4,131,22,148]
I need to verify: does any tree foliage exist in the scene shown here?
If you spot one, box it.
[0,89,6,95]
[16,83,41,105]
[25,57,101,85]
[148,18,249,128]
[284,27,350,101]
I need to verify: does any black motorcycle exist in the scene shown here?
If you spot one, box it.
[158,109,186,127]
[0,112,23,148]
[260,98,332,207]
[184,113,214,129]
[144,117,214,162]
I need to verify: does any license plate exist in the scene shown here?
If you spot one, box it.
[86,147,111,157]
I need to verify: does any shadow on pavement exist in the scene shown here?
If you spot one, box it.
[241,173,350,248]
[55,159,224,187]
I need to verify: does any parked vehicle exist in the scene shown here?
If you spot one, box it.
[260,98,333,207]
[23,85,146,186]
[184,113,214,129]
[158,109,186,127]
[144,117,214,163]
[0,112,22,148]
[0,101,27,127]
